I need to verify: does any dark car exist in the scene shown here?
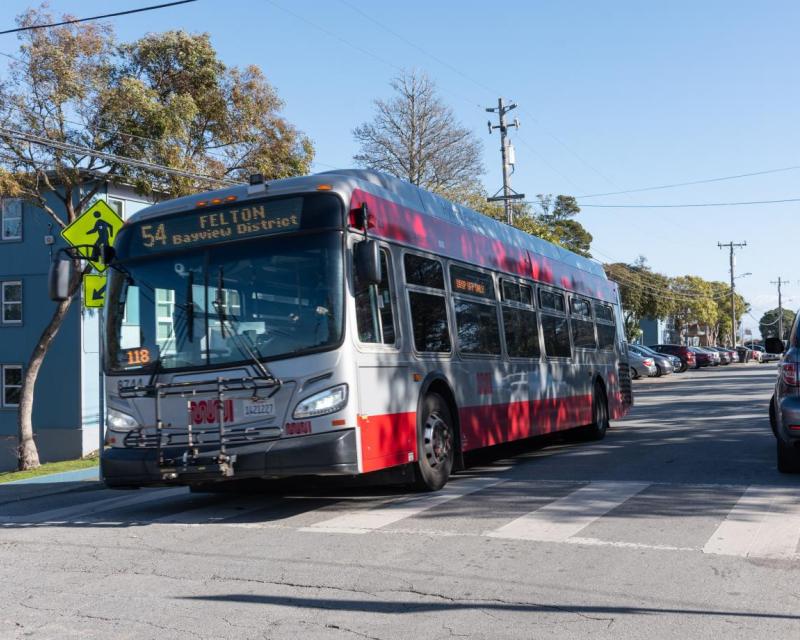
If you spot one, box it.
[649,344,696,372]
[766,325,800,473]
[689,347,714,367]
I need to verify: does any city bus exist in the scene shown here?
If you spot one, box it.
[52,169,632,491]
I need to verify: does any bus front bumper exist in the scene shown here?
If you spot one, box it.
[102,428,359,487]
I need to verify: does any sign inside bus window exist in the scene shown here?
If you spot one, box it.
[121,347,155,367]
[133,198,302,253]
[450,266,494,299]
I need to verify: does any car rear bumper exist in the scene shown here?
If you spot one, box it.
[776,396,800,444]
[102,428,360,487]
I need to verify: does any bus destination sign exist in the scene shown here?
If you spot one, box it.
[134,198,302,253]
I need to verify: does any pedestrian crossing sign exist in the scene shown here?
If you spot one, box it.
[61,200,124,273]
[83,274,107,309]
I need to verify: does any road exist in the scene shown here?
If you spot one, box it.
[1,364,798,639]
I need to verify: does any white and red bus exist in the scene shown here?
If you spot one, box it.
[59,169,632,490]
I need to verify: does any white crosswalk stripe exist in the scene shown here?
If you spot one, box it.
[703,486,800,560]
[299,476,505,534]
[486,481,650,542]
[6,480,800,561]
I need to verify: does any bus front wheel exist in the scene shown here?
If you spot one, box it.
[414,393,455,491]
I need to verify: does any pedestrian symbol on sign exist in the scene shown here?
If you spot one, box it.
[61,200,124,273]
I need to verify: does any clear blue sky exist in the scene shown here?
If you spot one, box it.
[2,0,799,335]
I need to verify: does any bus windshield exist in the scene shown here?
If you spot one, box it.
[106,231,344,373]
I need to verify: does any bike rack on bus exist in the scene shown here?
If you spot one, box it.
[118,375,280,481]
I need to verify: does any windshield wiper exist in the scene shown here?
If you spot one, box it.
[213,266,281,388]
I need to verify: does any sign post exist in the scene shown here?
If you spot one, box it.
[61,200,124,481]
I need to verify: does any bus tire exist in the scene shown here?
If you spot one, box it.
[583,382,609,441]
[414,393,455,491]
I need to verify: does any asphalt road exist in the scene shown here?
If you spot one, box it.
[1,364,798,640]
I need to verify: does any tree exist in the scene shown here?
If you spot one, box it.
[604,258,674,340]
[760,307,796,341]
[353,71,483,192]
[533,194,593,257]
[0,7,313,469]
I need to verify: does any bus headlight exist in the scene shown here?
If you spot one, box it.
[106,407,139,431]
[293,384,348,419]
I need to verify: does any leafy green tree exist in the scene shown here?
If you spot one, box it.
[760,307,796,340]
[0,8,312,469]
[604,258,674,340]
[533,194,592,257]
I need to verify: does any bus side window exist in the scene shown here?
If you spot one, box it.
[355,249,396,345]
[540,288,571,358]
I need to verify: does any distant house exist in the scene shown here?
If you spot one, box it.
[639,317,682,345]
[0,178,154,471]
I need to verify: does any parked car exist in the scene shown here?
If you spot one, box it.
[706,346,732,364]
[688,346,714,367]
[698,347,722,366]
[648,344,696,372]
[628,344,673,377]
[766,332,800,473]
[749,344,780,363]
[626,344,658,379]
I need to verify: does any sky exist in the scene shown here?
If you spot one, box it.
[1,0,798,335]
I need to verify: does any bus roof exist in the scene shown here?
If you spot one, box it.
[126,168,613,299]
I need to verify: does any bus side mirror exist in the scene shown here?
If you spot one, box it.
[765,337,786,354]
[354,240,381,285]
[48,254,74,301]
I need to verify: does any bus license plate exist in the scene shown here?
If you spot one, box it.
[243,400,275,418]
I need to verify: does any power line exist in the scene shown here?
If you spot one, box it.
[580,197,800,208]
[0,1,198,35]
[0,127,242,186]
[577,165,800,199]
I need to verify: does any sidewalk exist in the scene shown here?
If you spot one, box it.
[0,466,101,505]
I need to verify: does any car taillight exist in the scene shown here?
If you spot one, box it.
[643,358,654,366]
[782,362,798,386]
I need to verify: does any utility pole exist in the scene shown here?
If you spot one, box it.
[486,98,524,225]
[718,241,747,346]
[770,277,788,340]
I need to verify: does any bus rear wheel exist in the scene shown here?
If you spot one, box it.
[414,393,455,491]
[582,382,609,441]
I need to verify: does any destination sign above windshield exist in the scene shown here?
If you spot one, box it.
[130,197,303,253]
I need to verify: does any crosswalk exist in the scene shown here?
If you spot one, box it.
[2,477,799,561]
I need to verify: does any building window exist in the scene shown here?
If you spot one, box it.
[1,199,22,241]
[2,365,22,407]
[107,198,125,218]
[2,281,22,324]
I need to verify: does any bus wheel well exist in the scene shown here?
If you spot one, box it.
[422,378,464,472]
[593,375,607,400]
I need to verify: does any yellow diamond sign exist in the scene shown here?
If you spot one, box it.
[61,200,124,273]
[83,274,107,309]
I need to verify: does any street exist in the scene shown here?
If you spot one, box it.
[1,364,798,639]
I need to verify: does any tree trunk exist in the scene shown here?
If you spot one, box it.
[17,269,83,470]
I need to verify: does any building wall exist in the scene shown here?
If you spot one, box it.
[0,183,153,470]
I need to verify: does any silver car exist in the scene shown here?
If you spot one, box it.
[625,343,658,379]
[628,344,673,377]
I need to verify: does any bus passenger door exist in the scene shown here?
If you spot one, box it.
[353,246,414,472]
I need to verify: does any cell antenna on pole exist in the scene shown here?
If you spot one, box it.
[486,98,525,225]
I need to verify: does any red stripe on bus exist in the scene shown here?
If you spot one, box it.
[350,189,616,302]
[358,394,595,472]
[459,395,593,450]
[358,412,416,473]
